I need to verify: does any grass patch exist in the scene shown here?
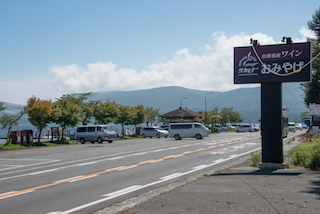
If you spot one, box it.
[116,135,143,140]
[0,139,77,150]
[249,152,262,167]
[289,136,320,170]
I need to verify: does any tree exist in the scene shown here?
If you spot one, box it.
[24,96,56,142]
[53,95,82,140]
[93,101,118,124]
[302,7,320,105]
[219,107,242,125]
[59,92,95,125]
[300,111,310,123]
[132,105,145,134]
[0,111,25,145]
[0,102,6,112]
[145,106,160,126]
[114,104,136,136]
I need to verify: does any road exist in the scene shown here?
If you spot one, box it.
[0,131,302,214]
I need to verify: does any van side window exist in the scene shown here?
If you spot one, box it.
[97,126,103,131]
[194,124,202,128]
[171,124,192,129]
[87,127,95,132]
[77,127,86,132]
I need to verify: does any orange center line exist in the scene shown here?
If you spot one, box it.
[0,136,260,199]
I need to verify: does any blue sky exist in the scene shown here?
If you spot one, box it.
[0,0,319,105]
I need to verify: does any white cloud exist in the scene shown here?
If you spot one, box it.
[49,31,276,95]
[0,77,59,105]
[1,28,312,105]
[293,26,317,42]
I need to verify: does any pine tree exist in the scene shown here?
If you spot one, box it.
[302,7,320,105]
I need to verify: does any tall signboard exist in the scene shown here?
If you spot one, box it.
[234,42,311,84]
[234,41,311,168]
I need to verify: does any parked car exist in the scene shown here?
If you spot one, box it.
[302,124,308,129]
[295,123,302,130]
[76,125,117,144]
[288,122,296,132]
[213,124,228,132]
[161,124,169,131]
[235,124,254,132]
[226,125,236,130]
[140,127,169,138]
[168,123,210,140]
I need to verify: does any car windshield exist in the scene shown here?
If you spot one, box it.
[200,124,207,129]
[103,126,114,132]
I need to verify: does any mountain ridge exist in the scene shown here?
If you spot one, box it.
[1,83,308,126]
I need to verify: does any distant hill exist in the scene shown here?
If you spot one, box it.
[88,83,307,123]
[0,83,308,127]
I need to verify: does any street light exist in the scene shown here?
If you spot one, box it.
[180,96,188,108]
[205,92,214,125]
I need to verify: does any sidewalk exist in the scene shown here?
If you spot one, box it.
[96,134,320,214]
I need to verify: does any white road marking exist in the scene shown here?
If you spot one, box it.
[108,156,125,160]
[0,190,34,200]
[117,165,137,171]
[103,185,142,197]
[52,148,261,214]
[76,161,97,166]
[28,169,58,175]
[69,175,98,182]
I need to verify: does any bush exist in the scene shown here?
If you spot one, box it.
[249,152,261,167]
[289,137,320,170]
[211,127,220,133]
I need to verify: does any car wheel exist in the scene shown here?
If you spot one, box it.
[97,137,103,144]
[80,138,85,144]
[165,135,168,138]
[236,130,239,133]
[142,134,146,138]
[156,134,160,138]
[174,134,181,140]
[108,140,113,143]
[195,134,202,139]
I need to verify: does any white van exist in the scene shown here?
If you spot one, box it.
[168,123,210,140]
[76,125,117,144]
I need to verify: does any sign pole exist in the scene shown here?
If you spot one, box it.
[260,82,284,167]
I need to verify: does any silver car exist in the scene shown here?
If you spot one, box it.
[140,127,169,138]
[235,124,254,132]
[288,122,296,132]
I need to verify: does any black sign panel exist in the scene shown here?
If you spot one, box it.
[234,42,311,84]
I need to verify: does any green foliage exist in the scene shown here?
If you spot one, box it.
[0,102,6,112]
[301,8,320,105]
[93,101,118,124]
[132,105,145,126]
[24,96,55,142]
[211,127,220,133]
[53,95,82,139]
[145,106,160,126]
[289,136,320,170]
[114,104,136,136]
[0,111,25,144]
[207,106,241,126]
[300,111,310,123]
[249,152,262,167]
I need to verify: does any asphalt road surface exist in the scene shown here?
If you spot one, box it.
[0,131,302,214]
